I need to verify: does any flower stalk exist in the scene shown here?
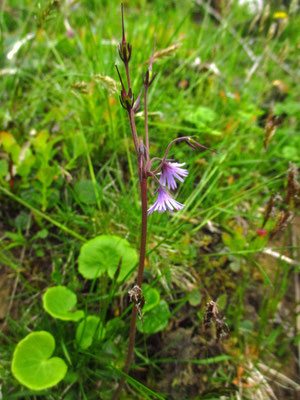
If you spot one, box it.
[113,5,213,399]
[112,6,148,399]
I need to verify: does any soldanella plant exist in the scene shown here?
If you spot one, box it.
[112,4,213,399]
[10,4,213,398]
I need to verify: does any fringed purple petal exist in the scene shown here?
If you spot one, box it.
[147,187,185,215]
[159,162,188,190]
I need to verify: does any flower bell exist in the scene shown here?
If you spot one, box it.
[159,162,188,190]
[147,187,185,215]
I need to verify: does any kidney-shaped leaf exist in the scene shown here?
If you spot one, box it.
[137,300,170,334]
[78,235,138,281]
[12,331,68,390]
[43,286,84,321]
[76,316,105,349]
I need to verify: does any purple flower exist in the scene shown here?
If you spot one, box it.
[148,187,185,215]
[159,162,188,190]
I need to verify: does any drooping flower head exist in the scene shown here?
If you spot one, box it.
[147,186,185,215]
[159,162,188,190]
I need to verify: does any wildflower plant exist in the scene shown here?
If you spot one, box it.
[113,5,213,399]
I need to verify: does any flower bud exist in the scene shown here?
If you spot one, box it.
[120,89,133,111]
[132,86,143,113]
[115,64,133,111]
[118,41,132,63]
[118,4,132,64]
[186,137,215,153]
[144,41,157,87]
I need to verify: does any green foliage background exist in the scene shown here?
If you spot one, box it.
[0,0,300,398]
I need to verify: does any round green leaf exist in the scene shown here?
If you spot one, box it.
[12,331,67,390]
[142,285,160,313]
[43,286,84,321]
[137,300,170,334]
[78,235,138,281]
[228,255,241,272]
[76,316,105,349]
[217,293,227,310]
[282,146,299,161]
[74,180,101,205]
[188,290,202,306]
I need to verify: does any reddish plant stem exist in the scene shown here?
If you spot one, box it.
[148,170,162,187]
[151,136,191,173]
[121,3,125,42]
[125,62,132,95]
[114,48,148,398]
[149,136,215,172]
[123,56,138,155]
[144,85,149,163]
[128,109,139,154]
[113,10,149,395]
[137,177,148,286]
[112,177,148,400]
